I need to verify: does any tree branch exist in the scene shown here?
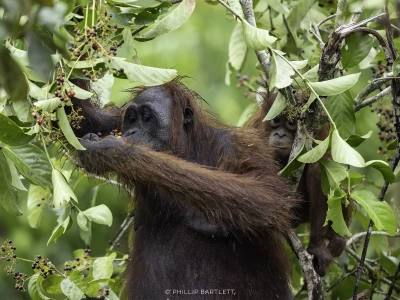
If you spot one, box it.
[288,230,324,300]
[354,87,392,112]
[385,262,400,300]
[354,73,393,105]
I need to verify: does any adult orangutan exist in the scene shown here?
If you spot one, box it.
[73,79,299,299]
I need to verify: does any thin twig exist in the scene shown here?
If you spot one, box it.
[109,209,135,251]
[334,0,348,28]
[354,74,394,105]
[346,231,400,247]
[354,87,392,112]
[326,269,357,292]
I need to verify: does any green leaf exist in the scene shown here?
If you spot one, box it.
[298,136,330,163]
[346,131,373,147]
[28,81,50,100]
[34,97,61,112]
[325,188,352,237]
[229,23,247,71]
[109,57,177,86]
[5,156,27,191]
[56,106,85,150]
[52,169,78,209]
[269,51,294,90]
[66,80,93,99]
[227,0,244,18]
[319,158,347,192]
[331,129,365,167]
[119,28,136,62]
[3,144,52,188]
[28,274,43,300]
[242,20,277,51]
[0,151,22,215]
[364,160,395,183]
[41,275,64,294]
[342,35,374,69]
[287,0,315,29]
[47,216,72,245]
[346,171,365,186]
[91,72,114,107]
[350,188,396,235]
[93,253,117,280]
[0,113,34,146]
[138,0,195,40]
[325,91,356,140]
[263,93,286,121]
[82,204,113,227]
[77,212,89,231]
[269,50,307,90]
[309,73,361,96]
[61,270,87,300]
[27,32,54,81]
[27,185,48,228]
[0,47,29,101]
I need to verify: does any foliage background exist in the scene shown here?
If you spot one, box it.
[0,0,399,299]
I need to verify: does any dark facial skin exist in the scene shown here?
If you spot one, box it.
[122,87,173,151]
[268,115,297,159]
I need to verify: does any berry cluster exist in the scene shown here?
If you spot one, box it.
[1,240,27,292]
[64,248,92,272]
[372,105,396,161]
[67,11,120,82]
[32,255,56,279]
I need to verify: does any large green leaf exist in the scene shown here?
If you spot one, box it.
[27,32,54,81]
[350,188,396,235]
[0,151,22,215]
[342,35,374,69]
[47,216,72,245]
[56,106,85,150]
[93,253,117,280]
[229,23,247,71]
[34,97,61,112]
[325,188,352,237]
[263,93,286,121]
[3,144,52,188]
[269,49,307,90]
[138,0,195,40]
[309,73,361,96]
[52,169,78,209]
[0,47,29,101]
[319,158,347,193]
[331,129,365,167]
[364,160,395,183]
[0,114,34,146]
[28,274,50,300]
[109,57,177,86]
[325,91,355,140]
[81,204,113,227]
[27,185,49,228]
[60,270,87,300]
[66,80,93,99]
[346,131,373,147]
[242,20,277,51]
[287,0,315,29]
[5,156,26,191]
[298,136,330,163]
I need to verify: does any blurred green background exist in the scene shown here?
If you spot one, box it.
[0,2,399,299]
